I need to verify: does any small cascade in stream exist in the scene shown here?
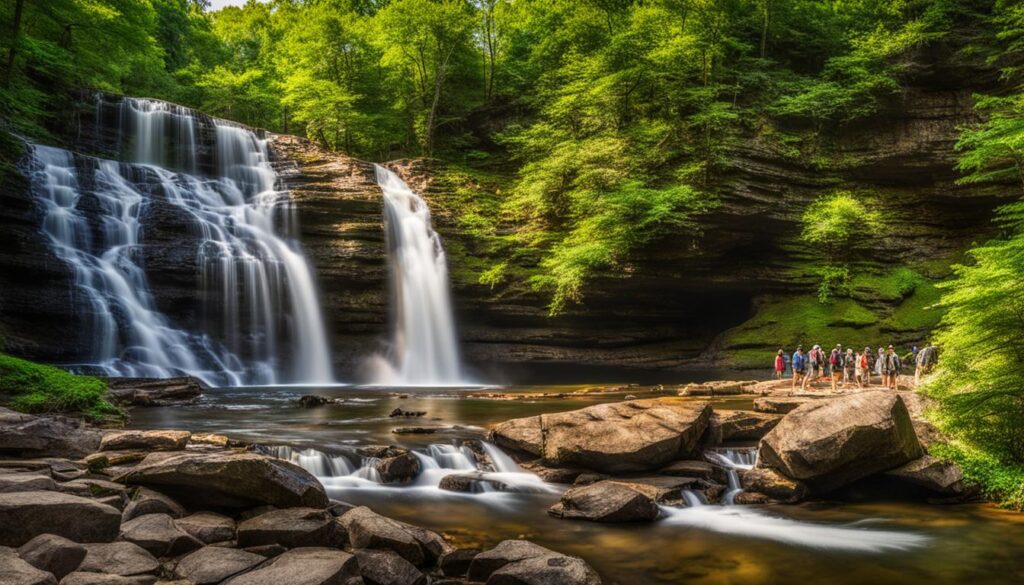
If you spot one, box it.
[705,447,758,506]
[266,441,555,497]
[23,96,333,386]
[367,164,466,386]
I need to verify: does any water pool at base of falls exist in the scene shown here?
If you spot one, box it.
[126,384,1024,585]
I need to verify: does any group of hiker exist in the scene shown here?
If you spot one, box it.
[773,343,938,392]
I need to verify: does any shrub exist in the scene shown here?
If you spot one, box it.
[0,354,121,421]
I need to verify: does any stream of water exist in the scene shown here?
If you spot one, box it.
[127,384,1024,585]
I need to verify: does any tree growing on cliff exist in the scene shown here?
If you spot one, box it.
[956,93,1024,196]
[800,190,883,301]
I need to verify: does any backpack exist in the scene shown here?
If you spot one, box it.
[830,351,839,367]
[860,354,869,368]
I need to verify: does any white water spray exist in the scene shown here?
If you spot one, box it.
[368,164,466,386]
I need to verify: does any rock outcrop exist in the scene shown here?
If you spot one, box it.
[0,408,102,458]
[0,491,121,546]
[757,391,923,493]
[547,481,660,523]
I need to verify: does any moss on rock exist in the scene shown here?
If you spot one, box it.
[0,354,122,421]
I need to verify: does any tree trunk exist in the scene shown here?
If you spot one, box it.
[4,0,26,86]
[760,0,771,59]
[425,67,444,156]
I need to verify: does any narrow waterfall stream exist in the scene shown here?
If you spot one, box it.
[23,97,333,386]
[368,164,466,386]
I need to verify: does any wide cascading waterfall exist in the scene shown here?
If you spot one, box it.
[368,164,465,386]
[23,96,333,385]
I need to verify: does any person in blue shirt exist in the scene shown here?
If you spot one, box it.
[790,345,806,390]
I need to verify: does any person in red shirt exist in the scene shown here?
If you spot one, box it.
[774,349,786,380]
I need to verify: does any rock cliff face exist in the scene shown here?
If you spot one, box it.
[0,53,1011,381]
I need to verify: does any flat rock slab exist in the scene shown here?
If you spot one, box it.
[0,472,57,493]
[354,549,425,585]
[339,506,450,566]
[119,513,203,557]
[0,490,121,546]
[173,546,266,584]
[237,507,336,548]
[78,542,159,576]
[493,400,711,473]
[175,512,236,544]
[59,479,128,499]
[714,410,782,441]
[884,454,967,495]
[548,480,659,523]
[752,396,818,414]
[0,408,101,458]
[657,460,726,484]
[223,547,359,585]
[101,431,191,452]
[105,377,203,407]
[0,546,57,585]
[58,573,157,585]
[115,452,328,510]
[17,534,87,580]
[757,391,923,493]
[121,487,187,522]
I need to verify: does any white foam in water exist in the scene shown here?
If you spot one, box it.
[706,447,759,505]
[367,164,469,386]
[660,505,930,552]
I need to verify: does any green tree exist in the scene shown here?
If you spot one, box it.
[800,190,883,301]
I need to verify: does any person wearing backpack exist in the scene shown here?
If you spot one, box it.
[791,346,806,389]
[829,345,844,392]
[843,348,856,387]
[884,345,902,390]
[915,342,938,385]
[774,349,786,380]
[802,345,823,391]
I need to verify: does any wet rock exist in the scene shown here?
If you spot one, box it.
[119,513,203,557]
[0,491,121,546]
[489,417,543,457]
[0,546,57,585]
[548,481,659,523]
[604,476,713,505]
[190,433,240,448]
[518,462,585,484]
[338,506,450,566]
[884,455,968,496]
[0,408,102,458]
[59,479,128,499]
[0,472,57,493]
[100,431,190,453]
[388,409,426,418]
[172,546,265,584]
[739,468,808,503]
[298,395,334,408]
[175,512,236,544]
[714,410,782,441]
[390,427,439,435]
[237,508,337,548]
[468,540,600,585]
[354,549,425,585]
[59,574,157,585]
[222,547,359,585]
[733,491,775,504]
[17,534,87,580]
[78,542,159,576]
[439,548,480,577]
[572,473,610,486]
[115,452,329,510]
[327,500,357,517]
[83,451,148,470]
[752,396,814,414]
[757,391,923,493]
[122,488,187,522]
[244,544,286,558]
[105,377,203,407]
[374,451,421,484]
[539,400,712,473]
[657,460,727,484]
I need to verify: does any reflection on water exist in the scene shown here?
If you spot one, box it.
[128,383,1024,585]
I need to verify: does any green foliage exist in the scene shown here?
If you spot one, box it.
[930,442,1024,510]
[956,93,1024,194]
[800,190,883,258]
[0,354,121,421]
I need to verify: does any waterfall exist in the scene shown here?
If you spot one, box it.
[23,96,333,386]
[368,164,465,386]
[706,447,758,506]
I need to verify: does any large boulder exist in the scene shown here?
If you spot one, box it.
[100,431,190,452]
[223,547,359,585]
[115,452,328,509]
[121,487,187,522]
[739,468,808,503]
[77,542,159,576]
[0,472,57,493]
[548,481,659,523]
[118,513,202,557]
[0,546,57,585]
[0,491,121,546]
[752,396,816,414]
[757,391,923,493]
[373,450,421,484]
[175,512,236,544]
[489,417,543,456]
[105,377,203,407]
[714,410,782,441]
[338,506,450,566]
[17,534,87,580]
[172,546,266,585]
[354,549,425,585]
[237,508,337,548]
[0,408,101,458]
[494,400,711,473]
[468,540,601,585]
